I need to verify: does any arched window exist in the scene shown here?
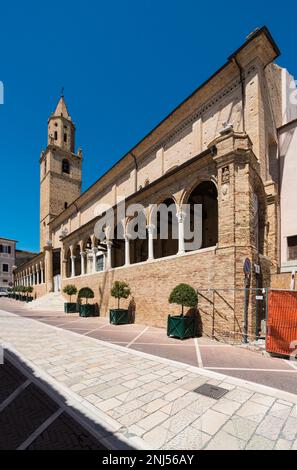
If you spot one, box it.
[186,181,218,251]
[62,159,70,174]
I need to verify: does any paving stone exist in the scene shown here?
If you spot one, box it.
[225,388,254,403]
[137,410,168,431]
[236,401,269,423]
[246,435,275,450]
[192,409,229,436]
[164,426,210,450]
[256,414,285,441]
[204,430,245,450]
[269,402,292,420]
[141,399,168,414]
[222,415,258,441]
[118,409,148,427]
[163,388,188,402]
[274,438,292,450]
[96,397,122,412]
[143,426,175,449]
[211,398,242,416]
[163,409,197,434]
[280,416,297,441]
[250,393,276,407]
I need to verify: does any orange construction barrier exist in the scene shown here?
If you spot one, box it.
[266,290,297,356]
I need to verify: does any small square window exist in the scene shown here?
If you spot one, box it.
[288,236,297,261]
[2,264,9,273]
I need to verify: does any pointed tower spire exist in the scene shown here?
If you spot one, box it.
[53,94,71,119]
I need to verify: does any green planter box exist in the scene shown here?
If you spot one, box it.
[109,308,130,325]
[79,304,98,317]
[167,315,196,340]
[26,296,33,303]
[20,296,26,302]
[64,302,77,313]
[15,294,20,300]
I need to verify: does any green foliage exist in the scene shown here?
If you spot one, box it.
[78,287,94,304]
[168,283,197,315]
[63,284,78,302]
[26,286,33,294]
[110,281,131,309]
[7,287,12,293]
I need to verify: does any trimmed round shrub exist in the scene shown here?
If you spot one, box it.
[78,287,94,304]
[168,283,198,315]
[110,281,131,309]
[63,284,78,302]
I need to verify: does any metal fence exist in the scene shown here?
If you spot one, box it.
[196,288,269,344]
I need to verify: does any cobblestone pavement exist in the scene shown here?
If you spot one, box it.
[0,357,106,450]
[1,298,296,395]
[1,308,297,450]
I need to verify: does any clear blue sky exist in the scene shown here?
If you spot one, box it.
[0,0,296,252]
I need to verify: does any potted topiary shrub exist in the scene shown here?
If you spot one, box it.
[110,281,131,325]
[26,286,34,302]
[7,287,12,298]
[78,287,98,317]
[20,285,26,301]
[63,284,78,313]
[167,283,198,339]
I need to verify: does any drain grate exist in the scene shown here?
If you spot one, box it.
[193,383,229,400]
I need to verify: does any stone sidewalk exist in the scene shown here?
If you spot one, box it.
[1,309,297,450]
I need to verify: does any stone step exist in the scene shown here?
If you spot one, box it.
[25,293,65,312]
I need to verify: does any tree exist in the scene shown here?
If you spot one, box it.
[26,286,33,297]
[110,281,131,309]
[78,287,94,304]
[63,284,78,303]
[168,283,198,316]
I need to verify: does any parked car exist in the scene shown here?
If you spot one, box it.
[0,288,8,297]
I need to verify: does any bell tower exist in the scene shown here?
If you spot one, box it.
[40,94,82,250]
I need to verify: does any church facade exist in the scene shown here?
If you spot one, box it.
[14,27,297,340]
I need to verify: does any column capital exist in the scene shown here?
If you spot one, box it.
[176,211,186,223]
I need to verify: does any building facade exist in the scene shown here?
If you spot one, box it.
[14,27,297,340]
[0,237,16,289]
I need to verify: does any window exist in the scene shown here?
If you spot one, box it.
[0,244,11,254]
[288,236,297,261]
[96,255,104,272]
[62,159,70,174]
[54,131,58,140]
[64,133,67,143]
[64,202,68,209]
[2,264,9,273]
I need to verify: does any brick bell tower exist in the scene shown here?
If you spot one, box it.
[40,93,82,251]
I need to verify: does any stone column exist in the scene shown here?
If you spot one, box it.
[92,247,98,273]
[80,251,86,275]
[147,224,155,261]
[40,262,44,284]
[177,211,186,255]
[71,256,76,278]
[36,264,40,284]
[44,244,53,292]
[124,234,130,266]
[106,241,112,270]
